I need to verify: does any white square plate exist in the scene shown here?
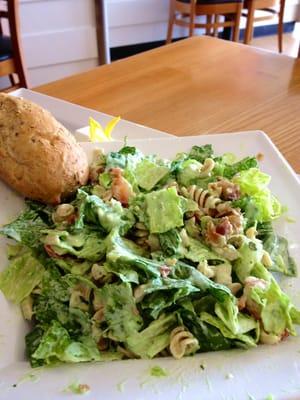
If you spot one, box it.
[0,131,300,400]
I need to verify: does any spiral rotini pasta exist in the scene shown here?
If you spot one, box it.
[181,185,222,211]
[92,185,113,202]
[199,158,215,177]
[132,222,149,247]
[169,326,199,359]
[52,204,75,225]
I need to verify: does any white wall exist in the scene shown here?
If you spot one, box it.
[20,0,99,87]
[19,0,300,87]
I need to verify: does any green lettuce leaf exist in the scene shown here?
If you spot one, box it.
[145,187,184,233]
[42,228,106,262]
[223,157,258,179]
[256,222,296,277]
[232,196,260,228]
[126,314,177,358]
[250,278,299,336]
[105,146,143,170]
[0,209,48,249]
[31,321,121,366]
[54,258,92,275]
[177,159,203,187]
[200,311,258,348]
[233,168,282,222]
[233,237,264,283]
[171,262,232,302]
[94,282,143,341]
[188,145,213,163]
[34,269,92,338]
[135,159,170,191]
[158,229,181,257]
[180,309,232,352]
[25,326,45,367]
[74,189,134,234]
[214,297,259,340]
[180,235,229,266]
[0,249,45,303]
[139,277,199,318]
[105,230,160,283]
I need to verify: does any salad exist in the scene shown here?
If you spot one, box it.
[0,144,299,367]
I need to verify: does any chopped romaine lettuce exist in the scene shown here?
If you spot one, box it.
[233,168,282,221]
[258,226,297,277]
[135,159,170,191]
[250,278,298,336]
[189,144,213,163]
[180,310,232,352]
[145,187,184,233]
[0,209,49,249]
[234,237,264,282]
[126,314,177,358]
[94,282,142,341]
[177,159,203,186]
[0,249,44,304]
[223,157,258,179]
[42,228,106,262]
[158,229,181,257]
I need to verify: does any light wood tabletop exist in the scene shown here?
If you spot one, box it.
[36,36,300,172]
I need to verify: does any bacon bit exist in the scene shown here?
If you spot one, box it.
[44,244,63,259]
[256,152,264,162]
[227,213,243,234]
[209,179,240,201]
[281,329,289,340]
[224,186,240,201]
[206,221,226,247]
[110,168,133,206]
[89,166,105,183]
[160,265,171,278]
[215,217,233,236]
[97,338,109,351]
[66,213,77,225]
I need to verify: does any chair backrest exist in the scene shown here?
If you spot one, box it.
[0,0,29,89]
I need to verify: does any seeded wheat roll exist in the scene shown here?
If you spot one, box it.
[0,93,89,204]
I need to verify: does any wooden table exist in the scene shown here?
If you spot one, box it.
[36,36,300,172]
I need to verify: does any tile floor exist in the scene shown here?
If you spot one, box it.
[250,22,300,57]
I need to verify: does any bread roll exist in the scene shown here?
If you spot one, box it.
[0,93,89,204]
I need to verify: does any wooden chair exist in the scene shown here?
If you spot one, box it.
[166,0,243,44]
[0,0,29,91]
[243,0,286,53]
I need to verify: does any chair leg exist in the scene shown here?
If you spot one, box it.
[277,0,285,53]
[9,74,16,86]
[213,15,219,37]
[166,0,176,44]
[244,1,255,45]
[189,0,196,37]
[232,4,242,42]
[206,15,213,35]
